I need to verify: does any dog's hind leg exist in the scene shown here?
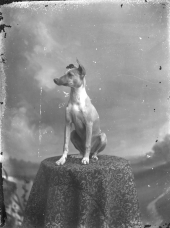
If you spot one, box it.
[90,132,107,160]
[70,130,84,158]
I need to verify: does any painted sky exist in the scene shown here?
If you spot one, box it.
[1,1,169,162]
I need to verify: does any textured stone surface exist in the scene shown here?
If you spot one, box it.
[23,155,142,228]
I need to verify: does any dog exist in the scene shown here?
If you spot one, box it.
[53,59,107,165]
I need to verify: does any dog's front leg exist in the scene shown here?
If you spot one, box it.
[82,122,93,165]
[56,108,72,165]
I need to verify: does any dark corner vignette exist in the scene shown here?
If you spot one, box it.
[0,162,7,227]
[0,11,11,40]
[0,0,67,5]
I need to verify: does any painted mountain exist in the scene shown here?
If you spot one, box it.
[132,160,170,226]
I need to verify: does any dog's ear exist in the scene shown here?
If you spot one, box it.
[76,59,86,77]
[66,64,75,69]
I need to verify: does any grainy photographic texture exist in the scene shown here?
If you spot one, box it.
[0,0,170,227]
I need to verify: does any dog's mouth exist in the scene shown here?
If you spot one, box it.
[53,78,72,87]
[53,78,66,86]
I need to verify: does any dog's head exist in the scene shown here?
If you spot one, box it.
[53,59,86,88]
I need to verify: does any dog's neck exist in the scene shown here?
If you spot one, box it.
[69,79,88,105]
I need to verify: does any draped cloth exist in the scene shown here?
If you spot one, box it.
[23,155,142,228]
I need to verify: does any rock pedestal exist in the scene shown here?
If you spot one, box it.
[23,155,142,228]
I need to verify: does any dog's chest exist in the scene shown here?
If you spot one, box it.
[70,104,85,125]
[72,104,80,112]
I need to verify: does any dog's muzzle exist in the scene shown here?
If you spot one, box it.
[53,78,68,86]
[53,78,60,85]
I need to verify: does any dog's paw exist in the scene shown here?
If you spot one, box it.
[56,156,66,165]
[81,157,89,165]
[92,154,98,161]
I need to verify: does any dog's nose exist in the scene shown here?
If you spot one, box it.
[53,78,59,84]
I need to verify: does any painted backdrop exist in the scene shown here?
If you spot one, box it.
[1,1,170,227]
